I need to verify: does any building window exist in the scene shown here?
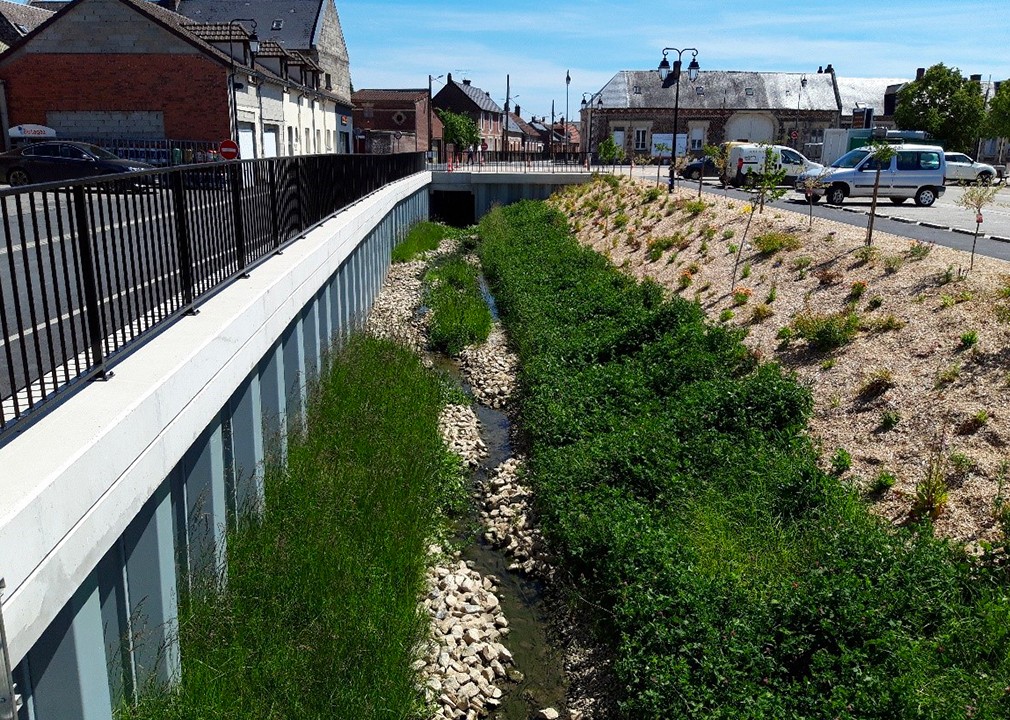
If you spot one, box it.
[695,86,704,95]
[288,126,295,155]
[392,111,406,125]
[633,85,641,95]
[690,127,705,151]
[634,128,647,151]
[271,18,283,30]
[305,128,310,153]
[363,107,374,118]
[316,129,321,153]
[745,88,754,96]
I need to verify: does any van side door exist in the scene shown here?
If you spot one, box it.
[851,151,893,197]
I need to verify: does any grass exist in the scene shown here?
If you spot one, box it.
[424,256,493,355]
[121,336,462,720]
[792,309,860,351]
[475,199,1010,719]
[753,230,801,254]
[391,221,452,263]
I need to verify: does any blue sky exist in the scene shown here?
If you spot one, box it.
[340,0,1010,122]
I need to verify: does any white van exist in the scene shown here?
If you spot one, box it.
[795,144,946,207]
[726,144,822,187]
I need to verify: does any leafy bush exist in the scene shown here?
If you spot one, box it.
[831,446,853,474]
[872,469,897,492]
[753,230,801,254]
[907,241,932,260]
[792,310,860,350]
[960,329,979,349]
[848,280,868,300]
[682,198,707,215]
[879,409,901,431]
[860,368,895,398]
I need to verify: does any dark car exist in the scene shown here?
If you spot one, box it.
[0,141,154,187]
[679,156,719,180]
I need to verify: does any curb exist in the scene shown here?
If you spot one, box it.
[951,227,976,236]
[920,222,949,230]
[989,235,1010,243]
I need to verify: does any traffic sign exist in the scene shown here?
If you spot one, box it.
[219,139,239,160]
[790,130,799,140]
[481,140,488,151]
[977,213,984,224]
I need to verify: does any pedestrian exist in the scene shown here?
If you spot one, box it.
[467,145,474,165]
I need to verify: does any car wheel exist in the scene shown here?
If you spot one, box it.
[827,185,846,205]
[914,187,937,207]
[889,197,907,205]
[8,168,29,187]
[807,194,821,204]
[689,169,702,181]
[978,171,994,185]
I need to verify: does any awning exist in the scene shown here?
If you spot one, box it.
[9,124,56,139]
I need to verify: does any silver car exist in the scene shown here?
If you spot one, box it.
[943,152,996,184]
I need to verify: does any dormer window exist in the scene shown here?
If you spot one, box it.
[271,19,283,30]
[633,85,641,95]
[695,86,704,95]
[745,88,754,96]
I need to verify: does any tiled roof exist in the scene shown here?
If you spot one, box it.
[254,39,293,58]
[450,77,502,113]
[508,112,538,137]
[599,70,841,112]
[175,0,322,51]
[25,1,67,12]
[182,21,249,43]
[0,0,52,32]
[353,88,429,103]
[835,76,910,113]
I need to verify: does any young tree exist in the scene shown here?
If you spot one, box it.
[437,109,480,153]
[597,135,623,174]
[731,146,787,287]
[955,181,1001,273]
[894,64,986,153]
[864,141,899,246]
[654,142,671,188]
[704,143,729,190]
[797,165,834,230]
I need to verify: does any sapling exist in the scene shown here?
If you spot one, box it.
[863,140,898,246]
[654,142,671,188]
[731,146,787,289]
[704,143,729,190]
[798,165,834,230]
[955,181,1001,273]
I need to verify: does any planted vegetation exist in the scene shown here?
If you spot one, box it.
[391,220,452,263]
[425,256,493,355]
[477,199,1010,719]
[122,336,461,720]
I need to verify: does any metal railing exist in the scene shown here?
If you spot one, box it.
[431,150,598,173]
[0,152,424,436]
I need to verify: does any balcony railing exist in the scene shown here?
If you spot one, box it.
[0,152,424,437]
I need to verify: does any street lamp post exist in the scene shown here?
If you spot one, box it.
[229,18,260,145]
[657,47,699,185]
[428,74,443,162]
[565,70,571,158]
[795,75,807,148]
[580,91,603,165]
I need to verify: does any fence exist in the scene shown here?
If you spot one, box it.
[64,138,224,167]
[0,152,425,436]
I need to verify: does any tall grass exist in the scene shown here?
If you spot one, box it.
[425,256,492,355]
[121,336,461,720]
[391,221,451,263]
[478,200,1010,719]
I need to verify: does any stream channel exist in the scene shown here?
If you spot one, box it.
[431,273,567,719]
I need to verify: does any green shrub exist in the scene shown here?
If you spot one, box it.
[753,231,801,254]
[872,470,897,492]
[848,280,868,300]
[683,198,707,215]
[907,241,931,260]
[792,310,860,350]
[879,409,901,431]
[750,303,773,323]
[883,255,904,274]
[831,446,852,474]
[960,329,979,349]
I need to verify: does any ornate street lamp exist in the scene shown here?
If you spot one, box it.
[657,47,699,168]
[795,75,808,147]
[581,91,603,160]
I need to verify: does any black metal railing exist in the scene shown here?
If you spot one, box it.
[0,152,424,435]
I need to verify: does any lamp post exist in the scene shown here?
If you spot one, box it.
[428,73,443,162]
[229,18,260,145]
[657,47,699,175]
[580,91,603,165]
[795,75,807,148]
[565,70,571,157]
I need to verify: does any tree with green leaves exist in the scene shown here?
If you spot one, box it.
[863,141,899,246]
[654,142,671,188]
[704,143,729,189]
[986,79,1010,163]
[437,108,480,153]
[894,63,986,153]
[597,135,623,173]
[732,146,787,287]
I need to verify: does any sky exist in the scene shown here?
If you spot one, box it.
[340,0,1010,122]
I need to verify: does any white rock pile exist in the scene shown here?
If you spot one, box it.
[479,457,549,578]
[459,326,517,409]
[364,259,428,354]
[439,403,486,469]
[418,550,516,719]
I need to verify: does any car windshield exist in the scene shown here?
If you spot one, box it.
[77,143,124,160]
[832,149,870,168]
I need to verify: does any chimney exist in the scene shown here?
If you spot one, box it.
[514,104,521,117]
[446,72,452,83]
[817,65,823,73]
[916,67,925,80]
[824,63,834,74]
[462,79,471,86]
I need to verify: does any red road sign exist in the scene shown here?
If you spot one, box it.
[790,130,799,140]
[977,213,984,224]
[481,141,488,151]
[219,139,239,160]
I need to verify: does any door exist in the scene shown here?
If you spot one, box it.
[612,130,625,157]
[262,126,279,158]
[725,113,775,143]
[238,122,256,160]
[779,148,807,185]
[852,153,893,197]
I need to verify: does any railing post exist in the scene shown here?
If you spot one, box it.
[229,163,248,275]
[296,157,306,233]
[71,185,112,380]
[269,161,282,253]
[169,171,198,315]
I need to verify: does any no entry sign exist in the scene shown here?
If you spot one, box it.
[219,139,239,160]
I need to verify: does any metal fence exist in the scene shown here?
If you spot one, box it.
[64,138,225,167]
[0,152,424,435]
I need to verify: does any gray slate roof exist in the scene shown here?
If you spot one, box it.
[175,0,324,51]
[599,70,840,112]
[835,76,909,113]
[449,77,502,113]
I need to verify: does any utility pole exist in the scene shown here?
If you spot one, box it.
[565,70,571,155]
[501,74,510,156]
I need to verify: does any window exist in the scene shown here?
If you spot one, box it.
[633,85,641,94]
[781,148,803,165]
[689,127,705,151]
[288,126,295,156]
[363,107,374,118]
[392,111,406,125]
[745,88,754,96]
[325,73,332,90]
[61,145,89,159]
[304,128,310,153]
[271,19,283,30]
[634,129,647,151]
[919,152,940,170]
[31,144,60,157]
[695,86,704,95]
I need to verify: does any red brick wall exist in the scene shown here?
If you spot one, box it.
[0,53,231,140]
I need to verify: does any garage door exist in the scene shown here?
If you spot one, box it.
[263,125,279,158]
[238,122,256,159]
[724,113,775,143]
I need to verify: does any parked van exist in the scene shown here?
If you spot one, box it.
[795,144,946,207]
[725,143,822,187]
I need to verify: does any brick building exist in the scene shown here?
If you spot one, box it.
[0,0,51,52]
[0,0,350,156]
[351,88,442,155]
[432,73,504,152]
